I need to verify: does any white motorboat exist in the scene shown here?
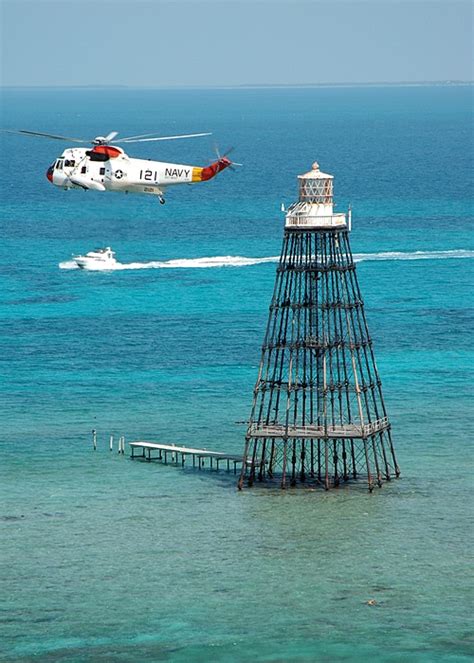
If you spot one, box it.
[73,247,117,270]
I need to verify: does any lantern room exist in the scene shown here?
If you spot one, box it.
[285,162,349,230]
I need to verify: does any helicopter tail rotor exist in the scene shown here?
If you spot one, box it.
[211,144,242,171]
[196,146,241,182]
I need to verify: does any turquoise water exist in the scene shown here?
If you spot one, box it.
[1,86,473,661]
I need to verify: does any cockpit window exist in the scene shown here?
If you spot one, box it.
[64,160,75,167]
[55,160,63,170]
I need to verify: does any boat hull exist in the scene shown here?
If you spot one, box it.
[74,258,117,271]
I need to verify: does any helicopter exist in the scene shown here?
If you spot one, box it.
[5,129,238,204]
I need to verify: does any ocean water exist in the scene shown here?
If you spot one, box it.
[0,86,473,662]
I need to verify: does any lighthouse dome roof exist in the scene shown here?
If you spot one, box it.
[298,161,333,180]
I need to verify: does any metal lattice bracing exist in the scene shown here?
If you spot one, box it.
[238,228,400,491]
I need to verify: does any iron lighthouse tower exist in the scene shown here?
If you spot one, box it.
[239,162,400,491]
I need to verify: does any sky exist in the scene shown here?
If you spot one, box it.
[1,0,472,87]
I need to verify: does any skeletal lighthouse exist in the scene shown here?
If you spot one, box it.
[239,163,400,491]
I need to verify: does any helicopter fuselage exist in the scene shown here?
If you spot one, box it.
[46,145,231,201]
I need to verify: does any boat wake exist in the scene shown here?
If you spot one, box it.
[354,249,474,262]
[59,249,474,271]
[58,255,278,270]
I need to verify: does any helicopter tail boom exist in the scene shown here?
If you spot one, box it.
[192,156,232,182]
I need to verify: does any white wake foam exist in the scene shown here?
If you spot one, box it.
[58,255,277,271]
[353,249,474,263]
[59,249,474,271]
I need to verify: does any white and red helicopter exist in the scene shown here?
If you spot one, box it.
[7,129,238,204]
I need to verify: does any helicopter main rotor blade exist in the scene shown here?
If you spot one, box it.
[3,129,88,143]
[103,131,119,142]
[117,132,212,144]
[114,132,169,142]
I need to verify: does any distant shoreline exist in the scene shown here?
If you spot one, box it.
[2,80,473,91]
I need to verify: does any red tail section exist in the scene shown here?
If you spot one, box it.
[199,157,232,181]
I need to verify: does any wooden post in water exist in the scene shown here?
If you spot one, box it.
[239,162,400,491]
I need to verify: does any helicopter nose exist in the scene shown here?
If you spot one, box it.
[46,164,54,183]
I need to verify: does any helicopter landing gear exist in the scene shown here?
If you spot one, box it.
[159,196,166,205]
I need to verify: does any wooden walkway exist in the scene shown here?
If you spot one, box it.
[129,441,244,474]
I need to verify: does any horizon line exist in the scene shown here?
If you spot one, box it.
[1,80,473,91]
